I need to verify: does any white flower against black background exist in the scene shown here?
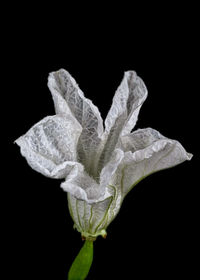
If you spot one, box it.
[16,69,192,240]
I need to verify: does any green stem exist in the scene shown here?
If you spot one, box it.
[68,240,93,280]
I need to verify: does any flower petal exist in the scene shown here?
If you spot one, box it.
[114,128,192,198]
[61,149,124,204]
[119,127,165,152]
[105,71,147,135]
[67,193,113,235]
[100,148,124,188]
[99,71,147,169]
[15,115,82,178]
[48,69,104,175]
[61,166,109,203]
[87,196,113,234]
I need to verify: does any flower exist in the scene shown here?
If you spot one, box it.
[16,69,192,240]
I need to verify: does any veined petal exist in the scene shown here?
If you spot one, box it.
[88,196,113,234]
[99,71,147,170]
[100,148,124,188]
[88,149,125,229]
[105,71,147,135]
[119,127,165,152]
[114,128,192,198]
[15,115,82,178]
[61,167,111,204]
[67,193,113,236]
[48,69,104,175]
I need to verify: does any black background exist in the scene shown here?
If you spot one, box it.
[5,3,199,280]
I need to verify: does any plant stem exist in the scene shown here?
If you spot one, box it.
[68,240,93,280]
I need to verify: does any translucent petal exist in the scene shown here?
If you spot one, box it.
[114,128,192,198]
[100,148,124,188]
[67,193,88,233]
[105,71,147,135]
[61,167,109,204]
[48,69,104,175]
[119,127,166,152]
[15,115,82,178]
[67,193,113,236]
[99,71,148,170]
[62,149,124,204]
[98,185,122,230]
[88,196,113,234]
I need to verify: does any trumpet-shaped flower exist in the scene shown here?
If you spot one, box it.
[16,69,192,240]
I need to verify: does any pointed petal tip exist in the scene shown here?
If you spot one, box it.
[174,140,193,162]
[14,135,23,146]
[186,152,193,160]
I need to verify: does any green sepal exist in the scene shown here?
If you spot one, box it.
[68,240,93,280]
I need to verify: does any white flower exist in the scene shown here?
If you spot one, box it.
[16,69,192,240]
